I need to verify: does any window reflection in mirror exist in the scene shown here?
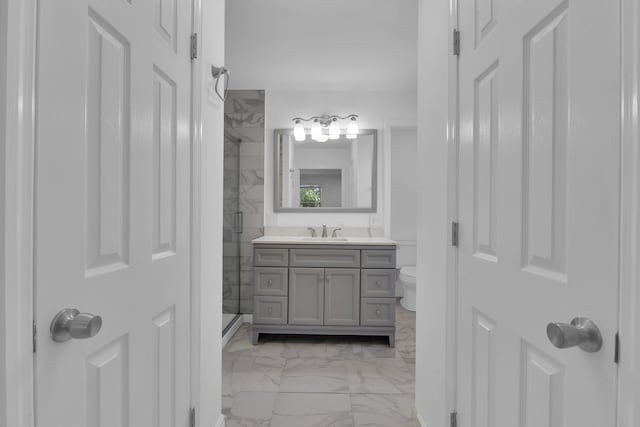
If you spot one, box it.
[299,169,341,208]
[274,129,377,212]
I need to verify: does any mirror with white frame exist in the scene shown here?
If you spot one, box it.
[274,129,377,212]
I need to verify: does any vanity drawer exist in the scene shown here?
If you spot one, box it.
[361,250,396,269]
[254,248,289,267]
[289,249,360,268]
[253,296,288,324]
[254,267,288,296]
[361,269,396,298]
[360,298,396,326]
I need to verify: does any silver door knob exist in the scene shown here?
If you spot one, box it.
[546,317,602,352]
[50,308,102,343]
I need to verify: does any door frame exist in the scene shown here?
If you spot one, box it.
[443,0,640,426]
[0,0,223,426]
[1,0,37,425]
[618,0,640,424]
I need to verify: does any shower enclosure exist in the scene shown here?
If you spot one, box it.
[222,133,242,333]
[222,90,265,335]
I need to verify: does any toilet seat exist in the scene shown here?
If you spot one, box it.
[399,266,416,283]
[399,266,417,312]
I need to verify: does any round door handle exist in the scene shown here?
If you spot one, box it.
[546,317,602,353]
[50,308,102,343]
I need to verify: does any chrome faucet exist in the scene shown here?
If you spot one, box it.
[307,227,317,238]
[331,228,342,238]
[322,224,328,238]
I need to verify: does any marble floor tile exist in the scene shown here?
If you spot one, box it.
[270,393,354,427]
[351,394,419,427]
[347,358,415,394]
[225,417,271,427]
[228,391,277,425]
[222,299,418,426]
[224,355,285,393]
[280,358,350,393]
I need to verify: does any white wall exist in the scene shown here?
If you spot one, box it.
[390,127,418,268]
[194,0,226,425]
[415,0,452,425]
[265,89,417,231]
[225,0,418,92]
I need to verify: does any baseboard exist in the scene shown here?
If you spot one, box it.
[415,407,426,427]
[222,316,243,349]
[214,413,225,427]
[222,315,253,349]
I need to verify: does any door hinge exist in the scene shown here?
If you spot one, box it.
[189,407,196,427]
[32,320,37,353]
[453,29,460,56]
[190,33,198,60]
[450,411,458,427]
[451,221,459,247]
[614,332,620,364]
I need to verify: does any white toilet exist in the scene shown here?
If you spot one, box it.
[399,266,417,311]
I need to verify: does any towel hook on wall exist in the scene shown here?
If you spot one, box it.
[211,65,229,102]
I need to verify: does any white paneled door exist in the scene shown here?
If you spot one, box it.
[35,0,192,425]
[457,0,619,426]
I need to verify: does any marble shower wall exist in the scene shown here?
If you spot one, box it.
[222,121,240,315]
[224,90,265,314]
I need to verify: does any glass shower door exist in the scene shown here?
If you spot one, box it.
[222,135,241,332]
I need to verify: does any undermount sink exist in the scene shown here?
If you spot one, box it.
[301,237,349,242]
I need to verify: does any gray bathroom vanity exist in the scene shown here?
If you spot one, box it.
[251,236,397,346]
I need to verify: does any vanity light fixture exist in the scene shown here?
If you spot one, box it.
[346,116,359,139]
[293,119,306,141]
[291,114,359,142]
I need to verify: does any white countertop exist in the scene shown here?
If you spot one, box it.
[251,236,397,246]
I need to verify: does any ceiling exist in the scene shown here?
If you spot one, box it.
[225,0,419,92]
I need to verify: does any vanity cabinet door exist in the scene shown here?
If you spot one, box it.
[289,268,324,325]
[324,268,360,326]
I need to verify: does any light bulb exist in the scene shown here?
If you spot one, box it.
[311,120,322,140]
[316,134,329,143]
[329,119,340,140]
[346,117,359,139]
[293,120,306,141]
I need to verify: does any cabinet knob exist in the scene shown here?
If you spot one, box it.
[375,281,381,287]
[375,309,381,316]
[267,307,273,314]
[267,279,273,287]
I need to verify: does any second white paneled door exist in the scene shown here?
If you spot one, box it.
[35,0,193,425]
[457,0,620,426]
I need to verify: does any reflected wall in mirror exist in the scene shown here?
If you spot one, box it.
[275,129,377,212]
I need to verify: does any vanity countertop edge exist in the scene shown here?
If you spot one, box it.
[251,236,397,246]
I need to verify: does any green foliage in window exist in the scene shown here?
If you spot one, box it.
[300,186,321,208]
